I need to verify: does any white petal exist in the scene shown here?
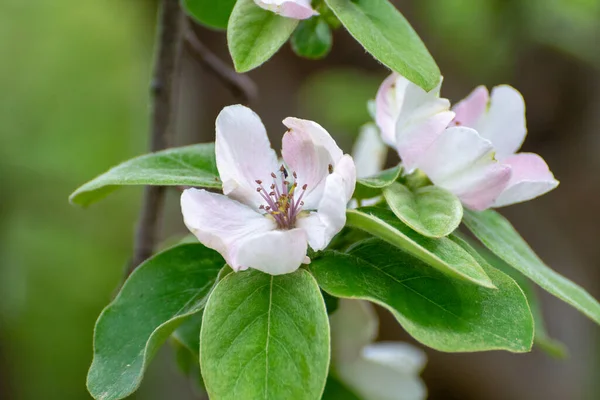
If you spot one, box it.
[216,105,279,209]
[417,127,512,210]
[493,152,559,207]
[235,228,308,275]
[330,300,379,363]
[452,85,489,127]
[180,188,275,271]
[282,117,344,209]
[474,85,527,158]
[362,342,427,375]
[296,170,349,250]
[337,358,427,400]
[375,73,454,172]
[352,123,388,178]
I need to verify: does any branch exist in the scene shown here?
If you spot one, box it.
[127,0,185,275]
[184,21,258,106]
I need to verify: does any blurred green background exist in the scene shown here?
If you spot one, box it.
[1,0,599,399]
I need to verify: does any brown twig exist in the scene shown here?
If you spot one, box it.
[127,0,185,275]
[184,21,258,106]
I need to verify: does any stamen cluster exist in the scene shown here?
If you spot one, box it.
[256,165,307,229]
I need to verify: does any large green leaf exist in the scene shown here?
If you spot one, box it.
[346,208,494,288]
[383,182,463,238]
[87,244,224,400]
[182,0,236,30]
[311,239,534,352]
[227,0,299,72]
[325,0,440,91]
[291,17,333,59]
[200,269,330,400]
[70,143,220,207]
[463,209,600,326]
[467,239,567,358]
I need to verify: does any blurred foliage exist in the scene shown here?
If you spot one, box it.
[0,0,152,399]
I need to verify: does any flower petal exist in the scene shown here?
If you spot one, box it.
[362,342,427,375]
[180,188,275,271]
[375,73,454,172]
[235,228,308,275]
[452,85,489,127]
[493,153,559,207]
[330,300,378,364]
[352,123,387,179]
[337,357,427,400]
[216,105,279,209]
[254,0,318,19]
[282,117,344,209]
[296,170,350,250]
[417,127,512,210]
[474,85,527,158]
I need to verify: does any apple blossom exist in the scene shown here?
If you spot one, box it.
[375,73,455,172]
[452,85,559,207]
[253,0,318,20]
[181,105,356,276]
[330,299,427,400]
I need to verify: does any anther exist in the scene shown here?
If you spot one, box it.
[271,172,277,178]
[256,188,262,192]
[255,179,262,184]
[328,164,334,174]
[293,171,297,179]
[302,184,308,190]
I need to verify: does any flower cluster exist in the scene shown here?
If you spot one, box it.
[181,105,355,276]
[375,73,559,210]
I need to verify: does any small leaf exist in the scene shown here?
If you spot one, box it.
[87,244,224,400]
[70,143,220,207]
[463,209,600,326]
[354,165,402,200]
[182,0,236,30]
[383,182,463,238]
[346,207,494,288]
[291,17,333,59]
[325,0,440,91]
[200,269,330,400]
[311,239,534,352]
[227,0,299,72]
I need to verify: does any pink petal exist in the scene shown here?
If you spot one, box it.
[216,105,279,209]
[375,73,401,147]
[475,85,527,158]
[180,189,276,271]
[254,0,318,20]
[417,127,512,210]
[452,85,488,127]
[235,228,308,275]
[493,153,559,207]
[282,117,344,209]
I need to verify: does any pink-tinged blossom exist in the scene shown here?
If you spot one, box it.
[375,73,455,172]
[254,0,318,20]
[330,300,427,400]
[452,85,559,207]
[181,105,356,275]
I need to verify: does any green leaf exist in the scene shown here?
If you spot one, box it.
[463,209,600,326]
[311,239,534,352]
[322,375,361,400]
[469,241,567,358]
[325,0,440,91]
[383,182,463,238]
[227,0,299,72]
[291,17,333,59]
[182,0,236,30]
[346,208,494,288]
[70,143,220,207]
[354,165,402,200]
[87,244,224,400]
[200,269,330,400]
